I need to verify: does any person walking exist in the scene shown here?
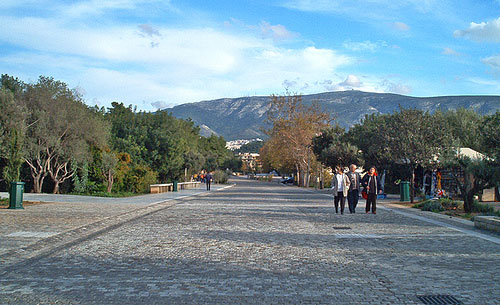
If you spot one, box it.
[361,166,382,214]
[346,164,361,214]
[205,171,212,191]
[331,166,350,214]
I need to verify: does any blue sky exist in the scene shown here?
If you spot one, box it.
[1,0,500,110]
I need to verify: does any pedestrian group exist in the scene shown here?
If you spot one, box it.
[331,164,382,214]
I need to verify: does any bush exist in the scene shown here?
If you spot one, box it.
[471,200,495,214]
[213,170,229,184]
[439,198,460,210]
[417,200,445,212]
[122,164,158,193]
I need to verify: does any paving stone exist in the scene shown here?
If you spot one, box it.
[0,178,499,304]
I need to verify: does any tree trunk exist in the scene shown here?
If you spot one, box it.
[106,170,114,193]
[295,165,300,186]
[52,181,59,194]
[410,166,415,203]
[463,172,476,213]
[32,173,45,193]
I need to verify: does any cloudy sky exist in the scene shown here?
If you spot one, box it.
[1,0,500,110]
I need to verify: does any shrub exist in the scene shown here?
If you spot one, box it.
[439,198,460,210]
[471,200,495,214]
[418,200,445,212]
[122,164,158,193]
[213,170,229,184]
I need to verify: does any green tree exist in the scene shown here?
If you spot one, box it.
[443,108,483,151]
[442,153,496,213]
[23,76,109,193]
[383,108,449,202]
[312,125,363,169]
[101,151,118,193]
[346,113,393,170]
[0,86,27,186]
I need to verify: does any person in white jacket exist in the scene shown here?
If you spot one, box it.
[331,166,351,214]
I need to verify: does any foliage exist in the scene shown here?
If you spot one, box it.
[414,200,445,212]
[443,108,483,151]
[72,161,89,193]
[312,125,363,169]
[0,87,27,185]
[212,170,229,184]
[471,200,495,214]
[260,93,331,187]
[121,164,158,193]
[19,76,110,193]
[346,113,393,170]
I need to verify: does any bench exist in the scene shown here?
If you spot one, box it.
[150,181,201,194]
[150,183,173,194]
[178,182,201,190]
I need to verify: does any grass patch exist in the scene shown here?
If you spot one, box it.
[0,197,8,206]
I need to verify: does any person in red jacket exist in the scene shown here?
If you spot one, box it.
[361,166,382,214]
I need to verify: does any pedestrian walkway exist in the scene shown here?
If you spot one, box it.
[1,178,499,304]
[0,184,231,268]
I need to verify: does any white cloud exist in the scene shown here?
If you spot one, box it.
[259,21,297,41]
[343,40,387,52]
[380,79,412,94]
[0,13,353,108]
[481,54,500,70]
[339,75,362,88]
[442,47,460,56]
[282,0,438,17]
[392,22,410,31]
[454,17,500,42]
[151,100,174,109]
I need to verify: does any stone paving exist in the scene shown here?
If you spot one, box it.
[1,178,500,304]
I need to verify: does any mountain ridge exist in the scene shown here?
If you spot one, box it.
[164,90,500,140]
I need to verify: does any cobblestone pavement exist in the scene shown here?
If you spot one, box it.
[1,178,499,304]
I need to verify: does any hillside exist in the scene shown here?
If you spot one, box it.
[164,91,500,140]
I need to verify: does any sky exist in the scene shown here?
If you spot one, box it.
[1,0,500,111]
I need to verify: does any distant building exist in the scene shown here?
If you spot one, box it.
[239,152,262,172]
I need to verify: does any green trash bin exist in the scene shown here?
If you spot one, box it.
[173,180,178,192]
[400,181,410,202]
[9,182,25,209]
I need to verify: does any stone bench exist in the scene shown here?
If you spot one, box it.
[474,216,500,233]
[178,182,201,190]
[150,183,173,194]
[150,181,201,194]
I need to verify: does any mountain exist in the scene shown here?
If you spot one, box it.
[164,90,500,141]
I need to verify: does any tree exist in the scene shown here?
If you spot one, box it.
[383,108,449,202]
[312,125,363,169]
[346,113,393,170]
[23,76,109,193]
[0,88,27,185]
[443,108,483,151]
[442,154,496,213]
[101,151,118,193]
[261,93,330,187]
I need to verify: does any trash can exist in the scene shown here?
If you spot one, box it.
[173,180,178,192]
[400,181,410,202]
[9,181,25,209]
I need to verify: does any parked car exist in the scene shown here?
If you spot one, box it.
[281,177,294,184]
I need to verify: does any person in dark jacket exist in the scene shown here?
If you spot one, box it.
[361,166,382,214]
[205,172,213,190]
[346,164,361,213]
